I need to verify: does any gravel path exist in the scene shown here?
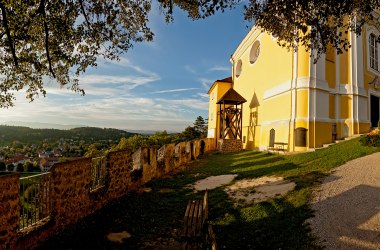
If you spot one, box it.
[309,152,380,249]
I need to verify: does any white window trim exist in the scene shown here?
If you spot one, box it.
[235,59,242,78]
[249,40,261,66]
[366,26,380,76]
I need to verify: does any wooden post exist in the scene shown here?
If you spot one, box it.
[240,104,243,140]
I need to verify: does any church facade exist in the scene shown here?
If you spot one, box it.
[208,24,380,152]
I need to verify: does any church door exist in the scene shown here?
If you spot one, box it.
[370,95,379,127]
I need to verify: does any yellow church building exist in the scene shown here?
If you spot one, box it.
[208,24,380,152]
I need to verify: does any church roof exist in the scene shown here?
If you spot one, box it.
[217,88,247,105]
[207,76,233,94]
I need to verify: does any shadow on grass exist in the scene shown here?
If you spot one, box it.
[38,188,191,250]
[231,152,277,162]
[211,198,322,249]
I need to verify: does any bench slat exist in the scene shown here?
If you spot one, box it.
[203,190,208,222]
[196,200,203,236]
[192,200,200,237]
[188,201,196,237]
[184,201,190,235]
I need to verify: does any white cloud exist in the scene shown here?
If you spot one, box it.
[195,93,209,99]
[184,65,197,74]
[153,88,199,94]
[209,65,231,72]
[77,74,160,94]
[156,98,208,110]
[198,78,214,90]
[99,57,158,76]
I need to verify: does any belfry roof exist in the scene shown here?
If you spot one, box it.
[215,76,233,83]
[217,88,247,105]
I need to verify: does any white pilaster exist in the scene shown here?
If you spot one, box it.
[316,53,326,82]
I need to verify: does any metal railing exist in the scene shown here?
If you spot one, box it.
[19,172,52,231]
[90,157,107,192]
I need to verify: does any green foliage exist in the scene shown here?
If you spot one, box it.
[58,157,71,163]
[105,116,208,154]
[378,119,380,128]
[148,131,173,147]
[84,144,101,158]
[193,116,208,138]
[0,126,135,146]
[0,161,5,171]
[178,126,199,141]
[360,133,380,147]
[33,161,40,170]
[16,163,24,172]
[23,161,34,172]
[7,163,14,172]
[0,125,136,159]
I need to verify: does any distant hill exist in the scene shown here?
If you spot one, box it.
[0,125,137,146]
[124,129,176,135]
[2,121,166,135]
[2,121,83,130]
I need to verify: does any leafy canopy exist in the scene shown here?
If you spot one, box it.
[1,0,379,107]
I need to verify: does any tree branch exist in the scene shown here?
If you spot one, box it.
[0,3,18,66]
[79,0,104,47]
[79,0,91,28]
[41,2,55,78]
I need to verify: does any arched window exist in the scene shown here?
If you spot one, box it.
[236,60,242,78]
[249,41,260,64]
[369,33,378,71]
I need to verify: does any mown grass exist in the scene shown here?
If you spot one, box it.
[38,138,380,249]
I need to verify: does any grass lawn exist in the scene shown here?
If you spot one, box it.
[38,138,380,249]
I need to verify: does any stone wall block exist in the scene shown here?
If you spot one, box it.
[173,143,180,168]
[50,158,92,229]
[132,148,142,171]
[184,142,192,163]
[141,147,157,184]
[0,174,19,250]
[178,142,189,167]
[107,150,133,200]
[163,144,175,174]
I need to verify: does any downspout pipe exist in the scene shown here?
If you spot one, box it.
[293,46,299,152]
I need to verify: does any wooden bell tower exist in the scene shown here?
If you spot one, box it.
[217,88,247,140]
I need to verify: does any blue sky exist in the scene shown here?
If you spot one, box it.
[0,4,251,132]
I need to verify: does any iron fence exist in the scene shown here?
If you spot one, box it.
[90,157,107,192]
[19,172,52,231]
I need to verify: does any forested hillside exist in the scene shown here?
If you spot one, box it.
[0,126,135,146]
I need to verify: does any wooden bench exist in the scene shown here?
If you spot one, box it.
[182,190,209,249]
[183,190,208,238]
[274,142,288,152]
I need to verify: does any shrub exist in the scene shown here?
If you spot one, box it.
[360,129,380,146]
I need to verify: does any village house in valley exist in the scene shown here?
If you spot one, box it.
[208,23,380,152]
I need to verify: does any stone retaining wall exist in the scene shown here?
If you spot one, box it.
[218,139,243,153]
[0,174,19,250]
[0,138,216,250]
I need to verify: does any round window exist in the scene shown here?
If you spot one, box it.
[236,60,242,78]
[249,41,260,64]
